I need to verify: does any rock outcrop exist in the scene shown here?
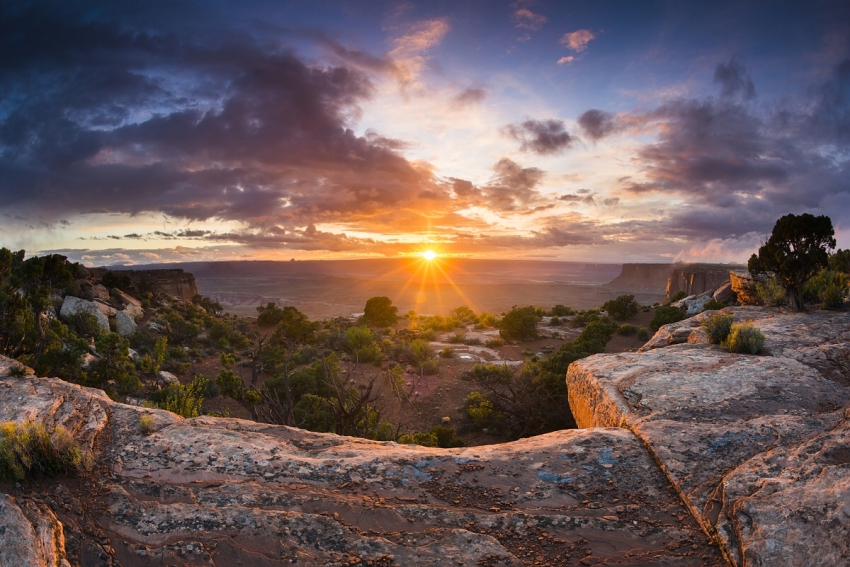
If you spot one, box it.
[605,263,674,292]
[568,307,850,566]
[59,296,110,334]
[729,271,760,305]
[665,265,742,299]
[118,269,198,302]
[0,363,725,566]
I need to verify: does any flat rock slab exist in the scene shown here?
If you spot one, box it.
[0,371,725,566]
[569,308,850,566]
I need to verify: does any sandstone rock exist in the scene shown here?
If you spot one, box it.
[0,366,725,566]
[665,264,737,298]
[156,370,179,385]
[59,296,110,334]
[92,298,117,318]
[112,289,144,319]
[81,352,99,368]
[0,357,34,377]
[639,310,716,351]
[680,290,715,315]
[114,310,137,337]
[82,282,110,301]
[568,307,850,566]
[712,281,735,303]
[148,321,164,333]
[729,270,761,305]
[0,494,72,567]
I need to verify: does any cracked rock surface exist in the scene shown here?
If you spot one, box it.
[569,307,850,566]
[1,361,723,566]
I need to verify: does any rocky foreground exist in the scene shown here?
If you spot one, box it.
[1,306,848,566]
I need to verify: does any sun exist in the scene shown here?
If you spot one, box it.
[421,250,438,261]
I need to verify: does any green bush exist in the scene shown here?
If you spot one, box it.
[101,271,131,291]
[0,421,86,481]
[617,324,637,336]
[636,327,650,341]
[448,331,466,344]
[703,298,728,311]
[158,375,208,418]
[701,312,734,344]
[803,269,848,310]
[431,426,464,448]
[421,358,440,375]
[439,347,454,358]
[499,306,540,341]
[138,415,155,435]
[603,295,640,320]
[484,338,505,348]
[549,316,562,326]
[292,393,335,432]
[829,249,850,273]
[668,291,688,303]
[549,304,575,316]
[68,311,103,339]
[756,277,787,306]
[398,431,438,447]
[650,306,686,330]
[725,322,765,354]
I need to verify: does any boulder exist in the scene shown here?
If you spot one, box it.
[114,310,138,337]
[0,357,34,377]
[712,281,735,303]
[148,321,164,333]
[81,353,99,368]
[639,309,716,351]
[156,370,179,385]
[82,281,110,301]
[568,307,850,566]
[58,296,110,334]
[729,270,761,305]
[113,289,145,319]
[679,290,715,315]
[92,298,117,318]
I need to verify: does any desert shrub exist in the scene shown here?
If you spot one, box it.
[450,306,477,324]
[484,338,505,348]
[725,322,765,354]
[756,277,787,306]
[549,304,576,316]
[398,431,438,447]
[138,415,155,435]
[101,270,131,291]
[262,304,318,343]
[499,306,540,341]
[362,296,398,327]
[465,391,502,429]
[448,331,466,344]
[522,347,534,356]
[216,368,244,400]
[439,347,454,358]
[617,324,637,336]
[701,312,734,344]
[421,358,440,375]
[462,337,482,346]
[829,249,850,273]
[803,269,848,310]
[0,421,86,481]
[650,306,686,330]
[431,426,464,448]
[549,316,561,326]
[636,327,650,341]
[68,311,103,339]
[292,393,335,432]
[157,375,208,418]
[703,298,728,311]
[477,313,499,327]
[668,291,688,303]
[420,329,436,341]
[603,295,640,320]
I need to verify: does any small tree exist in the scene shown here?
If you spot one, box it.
[362,296,398,327]
[748,214,836,311]
[498,305,539,341]
[602,294,640,320]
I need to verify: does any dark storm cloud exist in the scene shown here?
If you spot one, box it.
[0,0,444,237]
[713,55,756,101]
[583,56,850,241]
[577,109,620,141]
[502,119,574,155]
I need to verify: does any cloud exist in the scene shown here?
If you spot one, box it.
[502,119,575,155]
[560,29,596,52]
[713,55,756,100]
[139,252,161,259]
[387,18,450,86]
[556,56,575,65]
[452,83,488,108]
[480,158,546,211]
[512,8,547,31]
[577,109,620,140]
[558,193,596,205]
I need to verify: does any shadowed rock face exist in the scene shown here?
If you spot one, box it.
[569,307,850,567]
[0,365,724,566]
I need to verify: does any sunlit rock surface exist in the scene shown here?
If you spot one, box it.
[0,363,723,566]
[569,306,850,566]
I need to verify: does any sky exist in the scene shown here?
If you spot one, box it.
[1,0,849,266]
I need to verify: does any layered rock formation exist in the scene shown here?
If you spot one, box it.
[568,307,850,566]
[0,361,725,566]
[119,269,199,302]
[665,265,743,299]
[605,263,674,292]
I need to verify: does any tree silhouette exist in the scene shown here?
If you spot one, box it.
[748,214,835,311]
